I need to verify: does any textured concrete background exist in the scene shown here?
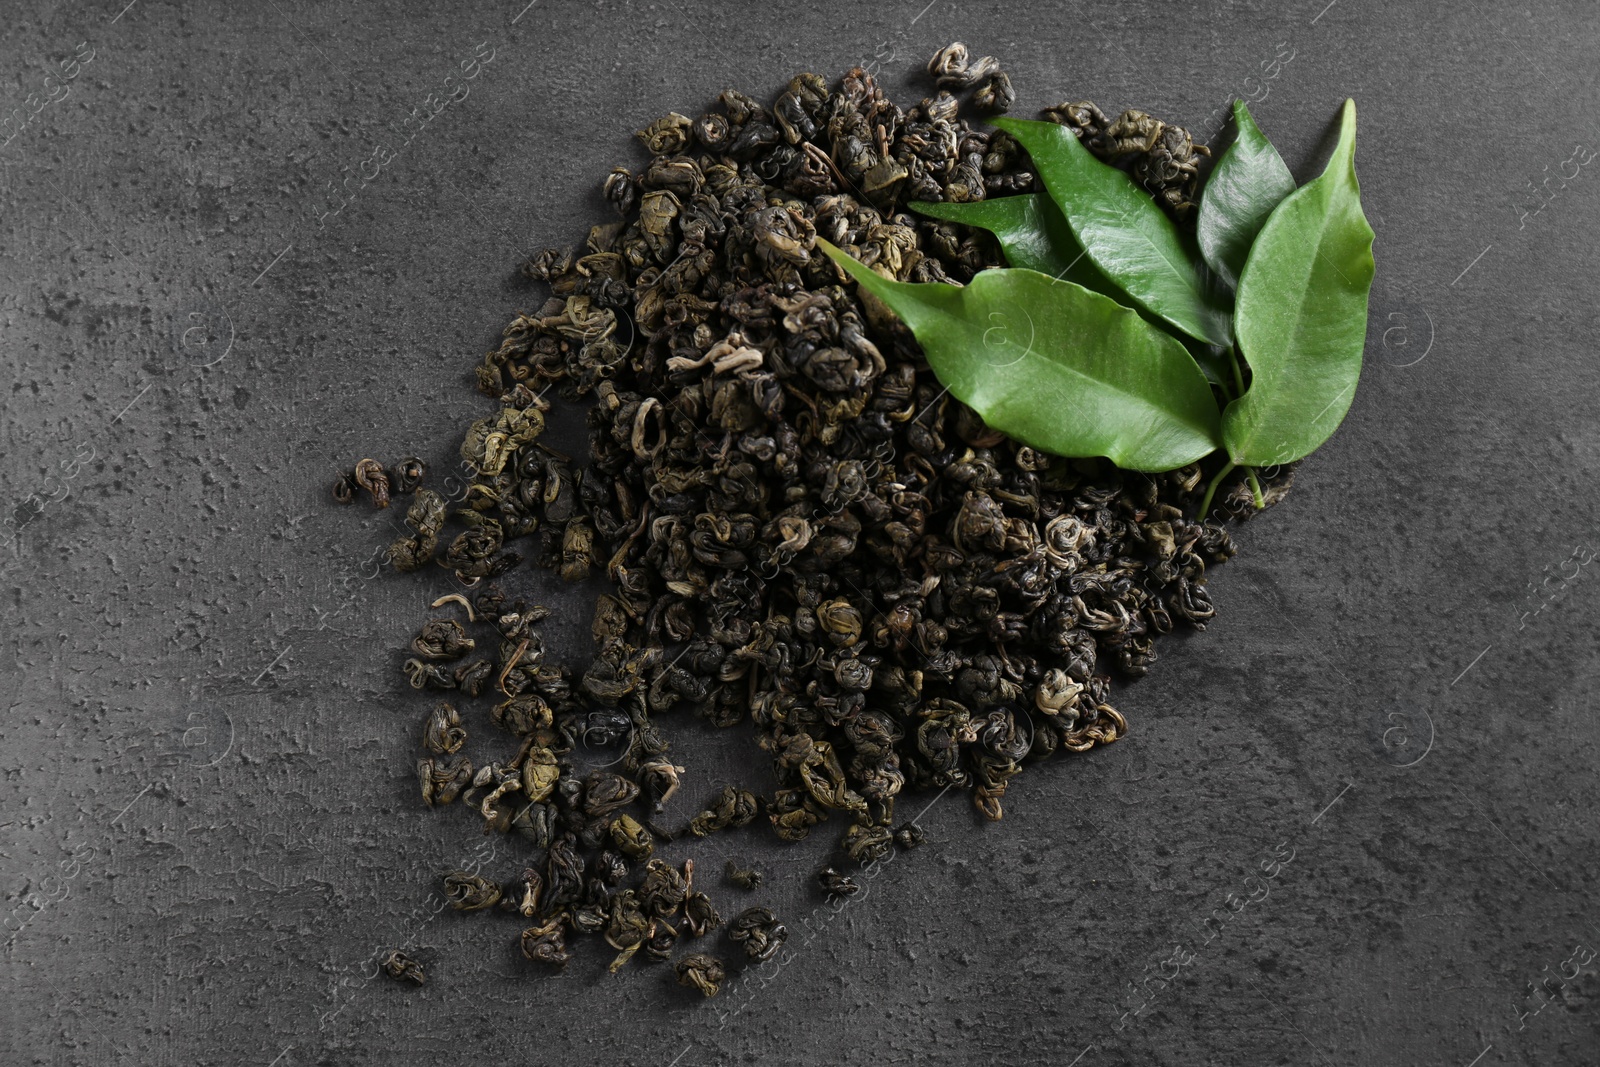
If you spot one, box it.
[3,0,1598,1064]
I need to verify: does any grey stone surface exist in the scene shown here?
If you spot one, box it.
[3,0,1598,1064]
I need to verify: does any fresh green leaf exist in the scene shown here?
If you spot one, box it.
[992,116,1234,348]
[911,195,1105,291]
[819,240,1222,472]
[1223,99,1375,467]
[1197,100,1297,291]
[915,196,1223,386]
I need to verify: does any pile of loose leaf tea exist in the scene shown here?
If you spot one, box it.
[334,45,1297,993]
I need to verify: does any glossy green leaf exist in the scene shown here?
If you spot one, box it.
[910,195,1104,291]
[914,196,1201,346]
[915,197,1238,391]
[819,240,1222,471]
[992,116,1234,348]
[1197,101,1297,291]
[1224,99,1375,466]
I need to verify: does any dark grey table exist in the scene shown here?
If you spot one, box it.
[4,1,1597,1064]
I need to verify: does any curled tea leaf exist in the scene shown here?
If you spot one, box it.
[520,918,570,968]
[674,952,726,997]
[895,823,927,849]
[421,702,466,754]
[818,866,861,898]
[688,784,760,837]
[381,949,425,985]
[442,871,501,911]
[725,860,762,890]
[412,619,475,661]
[728,906,787,962]
[609,813,654,860]
[683,892,721,937]
[354,458,390,508]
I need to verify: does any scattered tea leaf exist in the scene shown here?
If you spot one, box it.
[1197,100,1297,292]
[1223,99,1375,466]
[992,116,1234,348]
[821,241,1222,471]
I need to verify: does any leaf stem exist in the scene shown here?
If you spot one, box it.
[1198,460,1236,520]
[1246,468,1265,509]
[1228,345,1247,397]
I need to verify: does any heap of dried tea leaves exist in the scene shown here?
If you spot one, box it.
[828,97,1373,512]
[337,44,1293,991]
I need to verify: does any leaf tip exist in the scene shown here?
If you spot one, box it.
[1333,98,1360,166]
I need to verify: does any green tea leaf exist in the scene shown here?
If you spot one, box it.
[1197,101,1297,291]
[911,195,1104,291]
[1223,99,1375,466]
[819,240,1222,472]
[992,116,1234,348]
[915,197,1238,392]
